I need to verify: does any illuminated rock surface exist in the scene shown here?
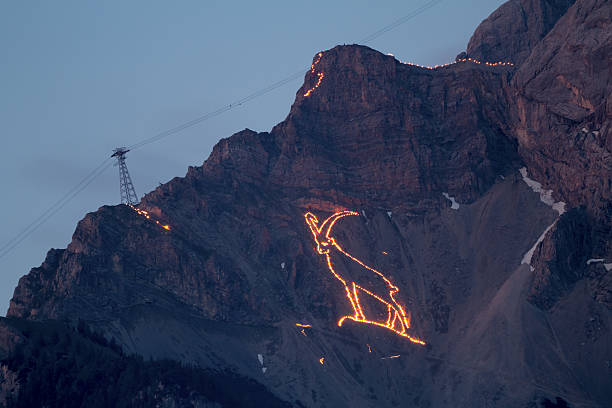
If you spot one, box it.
[4,0,611,407]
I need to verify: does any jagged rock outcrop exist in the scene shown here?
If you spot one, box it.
[510,0,612,315]
[511,0,612,218]
[528,207,593,309]
[466,0,576,65]
[4,0,611,407]
[0,320,22,407]
[0,320,23,361]
[198,45,519,211]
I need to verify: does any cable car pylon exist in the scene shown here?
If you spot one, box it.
[111,147,139,206]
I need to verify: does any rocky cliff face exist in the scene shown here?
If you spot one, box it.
[508,0,612,320]
[4,0,611,407]
[511,0,611,216]
[466,0,576,65]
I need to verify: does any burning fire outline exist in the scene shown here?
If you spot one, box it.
[304,211,425,345]
[128,204,170,231]
[302,51,512,98]
[399,56,513,70]
[303,52,324,97]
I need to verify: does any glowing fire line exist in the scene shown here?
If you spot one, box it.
[303,51,512,98]
[304,211,425,345]
[304,52,324,97]
[399,56,513,70]
[128,204,171,231]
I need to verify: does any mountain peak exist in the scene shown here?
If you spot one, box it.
[3,1,611,407]
[467,0,576,65]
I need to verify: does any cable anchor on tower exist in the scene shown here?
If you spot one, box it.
[111,147,139,205]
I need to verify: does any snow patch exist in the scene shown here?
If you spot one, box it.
[361,210,367,218]
[519,167,565,215]
[387,211,392,218]
[257,354,267,373]
[521,220,558,268]
[587,259,611,271]
[280,262,285,270]
[519,167,568,270]
[442,193,460,210]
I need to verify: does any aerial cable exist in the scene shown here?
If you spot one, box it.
[127,70,305,151]
[127,0,445,151]
[0,157,109,254]
[359,0,444,44]
[0,0,444,261]
[0,159,113,260]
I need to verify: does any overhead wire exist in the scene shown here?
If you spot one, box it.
[127,70,305,151]
[127,0,445,151]
[0,158,113,260]
[359,0,444,44]
[0,0,445,261]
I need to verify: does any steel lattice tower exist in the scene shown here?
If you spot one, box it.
[111,147,139,205]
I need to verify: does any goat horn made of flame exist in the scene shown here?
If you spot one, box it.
[319,211,359,239]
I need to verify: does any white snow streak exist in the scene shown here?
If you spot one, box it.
[387,211,392,218]
[519,167,567,269]
[586,259,612,271]
[280,262,285,270]
[521,221,557,270]
[257,354,267,373]
[442,193,460,210]
[519,167,566,215]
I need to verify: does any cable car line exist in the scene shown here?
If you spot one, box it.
[0,0,445,261]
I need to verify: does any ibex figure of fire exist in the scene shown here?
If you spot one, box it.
[304,211,425,345]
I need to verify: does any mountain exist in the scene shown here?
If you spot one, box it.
[2,0,610,407]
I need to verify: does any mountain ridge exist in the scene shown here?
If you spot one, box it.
[3,0,611,407]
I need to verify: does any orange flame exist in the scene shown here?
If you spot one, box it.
[128,204,171,231]
[304,211,425,345]
[319,357,325,365]
[304,52,325,97]
[398,56,513,70]
[303,52,511,97]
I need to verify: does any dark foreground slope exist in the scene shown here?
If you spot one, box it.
[3,0,611,407]
[0,318,289,407]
